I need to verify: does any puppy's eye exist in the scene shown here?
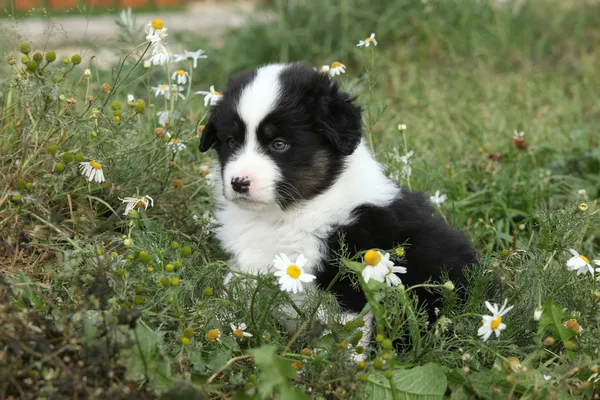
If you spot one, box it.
[270,139,289,152]
[228,138,236,148]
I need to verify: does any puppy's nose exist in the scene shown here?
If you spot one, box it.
[231,177,251,193]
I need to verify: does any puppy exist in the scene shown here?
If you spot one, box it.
[199,63,478,348]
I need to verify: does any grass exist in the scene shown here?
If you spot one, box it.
[1,0,600,398]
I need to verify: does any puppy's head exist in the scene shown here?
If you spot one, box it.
[199,63,362,210]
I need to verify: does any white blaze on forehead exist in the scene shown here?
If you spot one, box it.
[223,64,287,205]
[236,64,286,147]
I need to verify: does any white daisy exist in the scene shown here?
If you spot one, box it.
[119,195,154,216]
[166,132,186,152]
[273,253,316,294]
[362,250,392,283]
[147,44,172,66]
[231,323,253,340]
[145,19,168,45]
[430,190,447,206]
[171,69,190,85]
[196,85,222,107]
[566,249,594,276]
[357,33,378,47]
[127,94,135,106]
[152,84,170,98]
[79,161,106,183]
[170,85,186,100]
[174,49,207,68]
[477,299,514,342]
[384,265,407,287]
[533,307,543,321]
[329,61,346,77]
[157,111,171,126]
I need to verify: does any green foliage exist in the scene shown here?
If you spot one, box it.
[1,0,600,398]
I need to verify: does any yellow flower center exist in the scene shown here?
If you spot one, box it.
[386,267,393,275]
[151,18,164,30]
[292,362,304,371]
[286,265,302,279]
[564,319,581,333]
[366,37,373,42]
[89,161,102,170]
[170,138,179,144]
[491,315,502,330]
[206,329,220,342]
[135,200,145,208]
[213,90,221,96]
[160,84,168,89]
[579,203,588,211]
[233,329,244,339]
[176,70,185,76]
[364,250,382,266]
[580,255,590,264]
[331,61,343,69]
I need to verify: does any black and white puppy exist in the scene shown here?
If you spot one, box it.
[199,63,477,343]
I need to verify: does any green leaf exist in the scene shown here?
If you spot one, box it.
[342,258,365,273]
[362,363,447,400]
[537,298,576,344]
[249,344,299,398]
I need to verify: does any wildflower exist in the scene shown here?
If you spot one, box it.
[534,307,543,321]
[563,319,583,334]
[512,130,527,150]
[145,19,168,44]
[273,253,316,294]
[384,265,407,287]
[119,195,153,216]
[566,249,594,276]
[328,61,346,77]
[443,281,455,291]
[429,190,447,206]
[503,357,521,373]
[143,60,151,69]
[196,85,222,107]
[152,84,184,100]
[544,374,552,381]
[231,323,253,340]
[171,69,190,85]
[147,45,172,66]
[397,124,407,131]
[362,249,392,283]
[578,203,588,212]
[174,49,207,68]
[102,83,111,93]
[157,111,171,126]
[79,161,106,183]
[165,132,186,152]
[127,94,135,106]
[84,68,91,77]
[477,298,514,341]
[206,329,221,342]
[357,33,378,47]
[394,149,414,179]
[180,336,190,345]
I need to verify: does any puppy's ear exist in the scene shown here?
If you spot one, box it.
[199,119,218,152]
[316,77,363,156]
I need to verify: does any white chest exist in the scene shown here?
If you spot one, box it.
[215,208,330,276]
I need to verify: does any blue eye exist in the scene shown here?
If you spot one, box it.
[271,139,289,152]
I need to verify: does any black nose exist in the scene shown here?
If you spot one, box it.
[231,177,250,193]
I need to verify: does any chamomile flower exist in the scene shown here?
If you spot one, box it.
[166,132,186,152]
[328,61,346,77]
[429,190,447,206]
[273,253,316,294]
[357,33,378,47]
[152,84,170,98]
[147,45,172,66]
[196,85,222,107]
[174,49,207,68]
[566,249,594,276]
[127,94,135,106]
[477,299,514,342]
[145,19,168,44]
[171,69,190,85]
[157,111,171,126]
[79,161,106,183]
[384,265,407,287]
[206,329,221,342]
[119,195,154,216]
[231,323,253,340]
[362,250,393,283]
[534,307,543,321]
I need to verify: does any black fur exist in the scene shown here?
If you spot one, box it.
[317,191,478,318]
